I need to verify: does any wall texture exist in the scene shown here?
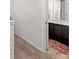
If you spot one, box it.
[60,0,69,20]
[48,0,61,20]
[14,0,47,52]
[10,0,14,20]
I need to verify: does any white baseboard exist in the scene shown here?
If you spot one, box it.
[15,32,45,53]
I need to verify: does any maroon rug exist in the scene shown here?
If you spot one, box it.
[49,39,69,55]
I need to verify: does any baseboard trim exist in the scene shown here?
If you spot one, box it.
[15,33,45,53]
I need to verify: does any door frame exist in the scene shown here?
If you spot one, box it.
[46,0,49,51]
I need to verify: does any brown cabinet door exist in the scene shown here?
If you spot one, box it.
[49,23,69,46]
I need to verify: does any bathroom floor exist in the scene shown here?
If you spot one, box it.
[47,39,69,59]
[47,46,68,59]
[14,34,68,59]
[48,39,69,55]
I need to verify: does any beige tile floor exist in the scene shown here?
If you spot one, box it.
[14,34,69,59]
[47,46,69,59]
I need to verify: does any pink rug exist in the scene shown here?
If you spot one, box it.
[49,39,69,55]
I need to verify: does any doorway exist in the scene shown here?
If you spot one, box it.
[46,0,69,57]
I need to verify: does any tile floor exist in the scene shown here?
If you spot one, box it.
[47,46,69,59]
[14,34,68,59]
[49,39,69,55]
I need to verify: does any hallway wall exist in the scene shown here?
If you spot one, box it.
[14,0,47,52]
[10,0,14,19]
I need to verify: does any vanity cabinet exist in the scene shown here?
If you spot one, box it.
[49,23,69,46]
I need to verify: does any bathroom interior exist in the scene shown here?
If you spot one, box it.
[10,0,69,59]
[47,0,69,57]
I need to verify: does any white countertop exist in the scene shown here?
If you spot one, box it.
[48,20,69,26]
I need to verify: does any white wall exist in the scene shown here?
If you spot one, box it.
[48,0,61,20]
[10,0,14,20]
[60,0,69,20]
[48,0,54,19]
[65,0,69,20]
[14,0,47,52]
[54,0,61,20]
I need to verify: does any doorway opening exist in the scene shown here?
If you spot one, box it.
[47,0,69,57]
[47,23,69,56]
